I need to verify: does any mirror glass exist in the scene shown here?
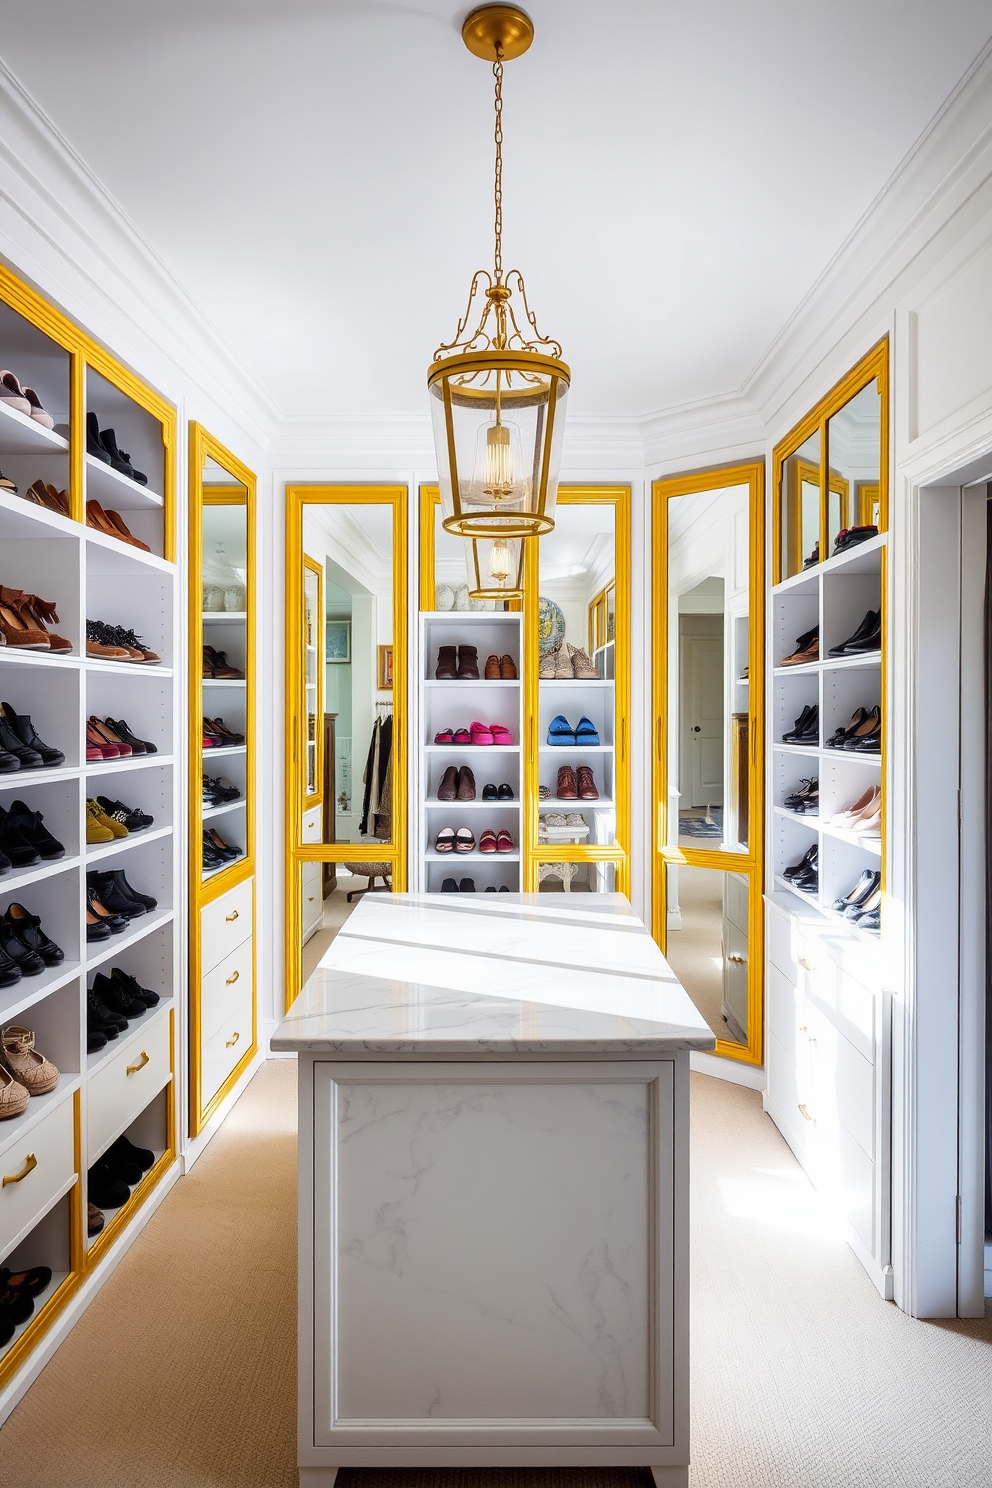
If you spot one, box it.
[537,860,617,894]
[431,499,500,612]
[301,504,394,855]
[663,864,748,1045]
[665,484,749,854]
[780,429,821,579]
[826,379,881,553]
[201,457,248,881]
[537,502,617,845]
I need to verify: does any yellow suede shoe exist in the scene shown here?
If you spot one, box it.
[86,800,115,843]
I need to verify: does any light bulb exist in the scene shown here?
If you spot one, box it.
[489,538,511,585]
[483,423,514,499]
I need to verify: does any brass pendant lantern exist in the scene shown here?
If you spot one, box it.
[428,5,570,544]
[463,533,525,600]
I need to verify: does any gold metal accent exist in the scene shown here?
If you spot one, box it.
[303,554,325,808]
[225,910,239,922]
[127,1051,150,1075]
[798,1103,814,1122]
[225,970,240,985]
[226,1031,240,1048]
[651,460,766,1069]
[798,957,814,972]
[3,1152,37,1187]
[727,954,746,966]
[462,5,534,61]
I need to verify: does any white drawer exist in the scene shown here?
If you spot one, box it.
[201,993,253,1109]
[804,957,875,1063]
[302,807,323,844]
[0,1097,75,1261]
[807,1003,874,1159]
[201,877,253,975]
[766,903,800,980]
[765,1030,808,1161]
[202,938,253,1045]
[766,962,803,1061]
[87,1012,172,1162]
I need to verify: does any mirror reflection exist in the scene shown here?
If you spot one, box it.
[666,484,749,854]
[201,458,248,880]
[538,502,617,847]
[299,503,395,973]
[826,379,881,553]
[538,860,617,894]
[664,865,748,1044]
[781,429,821,578]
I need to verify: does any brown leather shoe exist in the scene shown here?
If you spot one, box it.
[435,645,457,679]
[44,484,70,516]
[23,594,71,652]
[105,509,151,552]
[500,654,518,679]
[0,587,50,649]
[456,765,476,801]
[556,765,577,800]
[576,765,599,800]
[484,654,501,679]
[457,645,479,679]
[781,639,819,665]
[203,645,243,679]
[437,765,458,801]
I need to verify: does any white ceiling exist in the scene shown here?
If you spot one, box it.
[1,1,990,420]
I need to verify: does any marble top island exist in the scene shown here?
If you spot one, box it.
[272,891,715,1059]
[276,893,713,1488]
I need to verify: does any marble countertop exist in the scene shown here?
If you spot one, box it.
[272,893,716,1058]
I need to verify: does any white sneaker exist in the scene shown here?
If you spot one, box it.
[435,583,454,611]
[454,583,469,611]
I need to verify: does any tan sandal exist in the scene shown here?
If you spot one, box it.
[0,1025,59,1096]
[0,1065,28,1121]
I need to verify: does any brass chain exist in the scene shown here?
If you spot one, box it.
[493,45,504,284]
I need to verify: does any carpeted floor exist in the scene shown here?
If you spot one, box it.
[0,1063,988,1487]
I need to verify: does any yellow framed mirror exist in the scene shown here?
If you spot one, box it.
[652,460,765,1064]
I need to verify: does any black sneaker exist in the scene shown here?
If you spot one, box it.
[107,1132,154,1174]
[109,967,159,1007]
[87,986,126,1033]
[96,796,153,831]
[0,702,64,767]
[105,718,156,755]
[5,801,64,860]
[4,903,63,965]
[87,1160,129,1209]
[91,971,145,1020]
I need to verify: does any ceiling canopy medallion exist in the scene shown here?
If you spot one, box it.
[428,4,570,563]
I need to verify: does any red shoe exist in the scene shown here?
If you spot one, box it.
[490,724,512,745]
[479,830,497,853]
[496,830,514,853]
[470,721,494,746]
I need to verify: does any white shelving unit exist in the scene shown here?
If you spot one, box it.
[538,673,617,846]
[418,613,522,892]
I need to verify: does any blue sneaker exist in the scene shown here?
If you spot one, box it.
[547,714,575,746]
[575,716,600,746]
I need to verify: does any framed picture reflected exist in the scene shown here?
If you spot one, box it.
[326,620,351,663]
[377,644,393,690]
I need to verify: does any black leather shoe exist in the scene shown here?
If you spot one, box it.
[459,878,476,892]
[0,702,64,766]
[87,1160,129,1209]
[832,869,879,913]
[0,805,40,867]
[0,745,19,774]
[109,967,159,1007]
[783,846,817,882]
[497,783,514,800]
[108,1132,154,1173]
[6,801,64,860]
[792,868,819,893]
[0,713,41,770]
[4,903,63,965]
[856,908,880,932]
[0,918,45,976]
[90,868,156,914]
[824,707,869,749]
[91,970,146,1020]
[105,718,156,755]
[441,878,457,892]
[103,1150,142,1185]
[87,1025,108,1053]
[87,986,126,1033]
[98,427,148,485]
[86,411,112,464]
[827,609,880,656]
[0,940,21,988]
[0,842,11,875]
[482,783,497,801]
[782,704,819,743]
[86,885,130,933]
[832,525,878,555]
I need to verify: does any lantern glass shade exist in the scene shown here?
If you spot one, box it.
[463,533,525,600]
[429,350,569,539]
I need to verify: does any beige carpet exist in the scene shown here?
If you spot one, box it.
[664,867,734,1044]
[0,1063,988,1487]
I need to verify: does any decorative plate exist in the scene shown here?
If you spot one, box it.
[538,596,566,657]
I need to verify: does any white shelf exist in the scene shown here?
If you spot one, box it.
[202,798,244,821]
[203,612,246,623]
[424,797,517,809]
[819,822,882,855]
[83,526,173,573]
[540,743,613,753]
[202,678,246,688]
[85,823,171,865]
[773,531,886,594]
[85,453,163,510]
[538,678,613,687]
[425,849,519,863]
[0,400,69,454]
[773,744,881,765]
[0,959,83,1027]
[0,647,80,670]
[0,765,77,790]
[87,753,172,775]
[203,744,246,758]
[85,908,175,973]
[0,851,80,892]
[84,658,172,677]
[202,855,246,882]
[424,678,520,688]
[539,796,613,808]
[774,653,881,676]
[424,743,519,753]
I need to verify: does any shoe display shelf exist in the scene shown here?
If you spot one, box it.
[418,613,523,892]
[0,483,178,1395]
[770,532,884,940]
[537,677,617,845]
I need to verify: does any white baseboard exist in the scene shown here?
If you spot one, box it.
[690,1050,765,1089]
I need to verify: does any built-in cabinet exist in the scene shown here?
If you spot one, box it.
[187,427,256,1139]
[0,263,179,1401]
[765,341,890,1293]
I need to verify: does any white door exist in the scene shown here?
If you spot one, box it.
[682,635,724,808]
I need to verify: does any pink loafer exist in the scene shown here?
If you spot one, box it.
[489,724,512,745]
[470,720,494,746]
[434,727,454,744]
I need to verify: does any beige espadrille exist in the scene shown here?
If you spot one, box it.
[1,1026,59,1096]
[553,645,574,678]
[0,1064,28,1119]
[539,646,559,679]
[567,641,600,678]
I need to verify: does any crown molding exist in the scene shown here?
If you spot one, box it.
[0,58,275,455]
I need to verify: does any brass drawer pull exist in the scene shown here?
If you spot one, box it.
[225,969,240,985]
[225,910,239,922]
[798,1103,813,1122]
[727,953,745,965]
[226,1030,240,1048]
[127,1051,150,1075]
[799,957,815,973]
[3,1152,37,1188]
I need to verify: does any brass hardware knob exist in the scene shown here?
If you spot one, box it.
[798,1103,813,1122]
[3,1152,37,1188]
[226,1030,240,1049]
[127,1051,150,1075]
[225,910,239,922]
[799,957,815,972]
[225,969,240,985]
[727,953,745,965]
[307,896,315,902]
